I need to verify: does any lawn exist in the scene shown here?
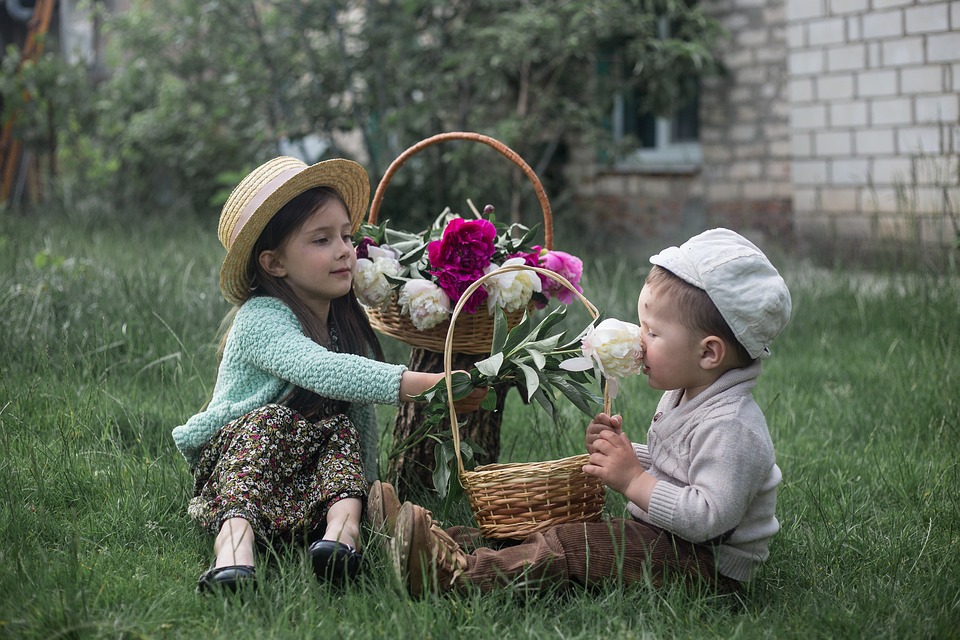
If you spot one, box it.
[0,207,957,639]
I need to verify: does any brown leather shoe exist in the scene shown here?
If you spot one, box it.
[366,480,401,536]
[391,502,467,598]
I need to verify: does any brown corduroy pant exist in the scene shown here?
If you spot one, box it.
[446,517,741,594]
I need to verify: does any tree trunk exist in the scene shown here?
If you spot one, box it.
[386,347,510,499]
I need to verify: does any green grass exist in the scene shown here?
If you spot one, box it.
[0,208,957,639]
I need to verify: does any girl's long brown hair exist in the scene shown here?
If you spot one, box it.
[217,186,385,418]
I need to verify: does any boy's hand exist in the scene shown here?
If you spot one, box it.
[585,413,623,454]
[583,428,650,502]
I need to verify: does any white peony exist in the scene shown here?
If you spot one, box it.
[354,255,402,307]
[559,318,643,399]
[398,279,452,331]
[366,244,400,261]
[483,258,542,314]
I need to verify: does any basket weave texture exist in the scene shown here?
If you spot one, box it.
[365,132,554,355]
[443,265,608,540]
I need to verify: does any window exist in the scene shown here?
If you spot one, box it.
[609,17,703,173]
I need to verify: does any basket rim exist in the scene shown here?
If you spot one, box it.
[367,131,554,250]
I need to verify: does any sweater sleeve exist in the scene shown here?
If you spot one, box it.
[633,443,652,469]
[230,298,406,406]
[645,399,775,544]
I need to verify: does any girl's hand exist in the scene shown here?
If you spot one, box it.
[586,413,622,454]
[398,370,487,411]
[452,385,489,413]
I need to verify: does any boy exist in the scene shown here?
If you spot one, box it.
[376,228,792,597]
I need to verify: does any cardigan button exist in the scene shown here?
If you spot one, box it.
[653,411,663,421]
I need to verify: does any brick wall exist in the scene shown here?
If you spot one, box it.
[570,0,959,260]
[568,0,794,247]
[787,0,959,254]
[701,0,794,239]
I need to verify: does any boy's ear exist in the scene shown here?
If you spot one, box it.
[258,250,286,277]
[699,335,726,370]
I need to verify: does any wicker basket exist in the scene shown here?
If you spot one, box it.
[442,265,609,540]
[365,131,554,355]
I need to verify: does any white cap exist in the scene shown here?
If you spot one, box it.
[649,228,791,359]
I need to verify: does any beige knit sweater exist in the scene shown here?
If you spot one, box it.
[626,360,782,582]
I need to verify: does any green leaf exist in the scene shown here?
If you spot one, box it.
[530,387,557,423]
[530,305,569,340]
[475,352,505,377]
[527,348,547,370]
[516,362,541,401]
[549,375,603,417]
[398,243,428,265]
[461,437,487,465]
[432,442,453,500]
[480,389,498,411]
[524,334,562,354]
[513,223,541,249]
[459,440,473,463]
[502,311,534,355]
[449,370,477,400]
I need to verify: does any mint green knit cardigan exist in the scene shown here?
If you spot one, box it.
[172,296,406,481]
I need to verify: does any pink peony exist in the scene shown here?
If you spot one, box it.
[427,218,497,313]
[539,250,583,304]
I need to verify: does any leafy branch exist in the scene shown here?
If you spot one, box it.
[398,303,604,498]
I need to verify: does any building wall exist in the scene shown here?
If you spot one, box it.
[702,0,794,240]
[787,0,959,254]
[570,0,959,259]
[567,0,793,246]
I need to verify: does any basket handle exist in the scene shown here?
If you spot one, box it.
[368,132,554,250]
[442,265,609,477]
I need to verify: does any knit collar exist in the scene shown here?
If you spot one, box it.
[653,360,762,432]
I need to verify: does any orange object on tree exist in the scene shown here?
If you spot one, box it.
[0,0,57,203]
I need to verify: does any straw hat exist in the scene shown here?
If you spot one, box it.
[217,156,370,304]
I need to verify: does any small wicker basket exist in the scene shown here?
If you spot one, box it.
[442,265,608,540]
[365,132,554,355]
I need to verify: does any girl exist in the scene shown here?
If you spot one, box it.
[172,156,483,593]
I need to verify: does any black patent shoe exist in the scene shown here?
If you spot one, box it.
[309,540,363,586]
[197,565,257,594]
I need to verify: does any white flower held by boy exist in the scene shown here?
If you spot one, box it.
[560,318,643,399]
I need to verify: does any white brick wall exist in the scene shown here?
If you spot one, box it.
[787,0,959,249]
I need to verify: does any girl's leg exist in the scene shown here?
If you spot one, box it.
[322,498,362,550]
[214,517,256,568]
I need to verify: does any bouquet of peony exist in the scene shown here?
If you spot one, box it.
[353,205,584,331]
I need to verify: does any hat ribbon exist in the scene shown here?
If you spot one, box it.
[229,166,303,246]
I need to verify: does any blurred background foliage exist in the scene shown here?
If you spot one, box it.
[1,0,724,231]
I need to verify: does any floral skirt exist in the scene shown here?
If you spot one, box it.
[188,403,368,543]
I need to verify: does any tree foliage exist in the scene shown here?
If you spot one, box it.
[1,0,724,216]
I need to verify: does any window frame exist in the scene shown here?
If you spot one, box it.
[609,16,703,174]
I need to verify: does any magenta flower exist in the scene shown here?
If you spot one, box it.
[428,218,497,313]
[507,245,542,269]
[355,236,377,260]
[539,250,583,304]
